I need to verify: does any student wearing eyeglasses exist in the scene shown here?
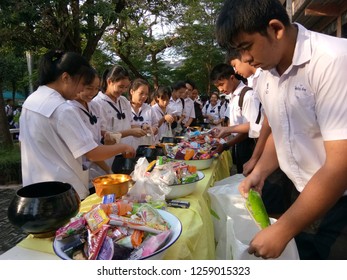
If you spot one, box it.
[129,78,159,149]
[19,51,135,200]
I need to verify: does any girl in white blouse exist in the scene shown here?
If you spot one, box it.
[202,92,224,128]
[68,72,112,193]
[129,78,159,149]
[20,51,135,200]
[152,86,175,142]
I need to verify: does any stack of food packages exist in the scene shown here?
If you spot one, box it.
[55,200,171,260]
[146,157,199,185]
[165,135,223,160]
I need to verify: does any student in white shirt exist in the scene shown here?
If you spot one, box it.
[210,63,259,173]
[202,92,224,128]
[167,81,186,132]
[93,66,147,166]
[19,51,135,200]
[180,83,195,128]
[68,71,113,194]
[129,78,159,149]
[216,0,347,259]
[152,86,175,142]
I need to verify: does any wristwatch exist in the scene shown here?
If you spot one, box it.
[222,143,229,151]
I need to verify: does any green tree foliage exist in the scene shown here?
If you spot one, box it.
[0,0,126,60]
[170,0,225,95]
[102,0,182,88]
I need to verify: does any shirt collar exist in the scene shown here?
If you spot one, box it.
[23,86,65,117]
[232,81,247,96]
[292,23,312,67]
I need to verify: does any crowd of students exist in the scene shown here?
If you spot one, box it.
[16,0,347,260]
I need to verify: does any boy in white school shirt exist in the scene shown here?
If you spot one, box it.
[216,0,347,259]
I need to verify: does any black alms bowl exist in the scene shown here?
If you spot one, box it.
[7,181,80,236]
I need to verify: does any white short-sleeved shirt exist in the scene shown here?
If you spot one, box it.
[257,24,347,193]
[248,68,264,138]
[130,103,159,149]
[202,102,223,128]
[152,103,172,142]
[219,101,229,120]
[19,86,98,200]
[225,82,260,136]
[68,100,108,180]
[93,92,133,145]
[182,97,195,124]
[167,97,183,117]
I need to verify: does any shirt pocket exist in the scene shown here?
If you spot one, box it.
[289,86,317,135]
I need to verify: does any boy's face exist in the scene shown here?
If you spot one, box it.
[213,77,235,94]
[233,24,284,71]
[230,58,255,79]
[190,89,198,100]
[181,88,189,99]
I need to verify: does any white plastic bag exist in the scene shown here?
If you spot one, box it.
[208,174,300,260]
[127,157,170,201]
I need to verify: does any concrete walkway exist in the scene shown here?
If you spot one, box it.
[0,184,27,255]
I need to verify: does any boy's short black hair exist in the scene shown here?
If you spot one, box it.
[225,48,241,63]
[185,79,196,90]
[210,63,236,83]
[172,81,187,91]
[216,0,290,51]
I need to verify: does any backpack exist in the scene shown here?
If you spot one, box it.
[238,86,262,124]
[180,98,185,109]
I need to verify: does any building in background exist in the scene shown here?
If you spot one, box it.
[285,0,347,38]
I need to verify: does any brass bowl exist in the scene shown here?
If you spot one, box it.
[189,126,202,132]
[92,174,133,198]
[174,136,185,143]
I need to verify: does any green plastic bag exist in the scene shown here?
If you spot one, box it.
[245,189,271,229]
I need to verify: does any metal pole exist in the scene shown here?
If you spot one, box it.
[286,0,293,22]
[25,51,33,94]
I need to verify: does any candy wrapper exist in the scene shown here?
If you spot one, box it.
[135,204,169,232]
[84,205,110,234]
[55,216,86,240]
[129,230,171,259]
[109,214,164,234]
[88,224,109,260]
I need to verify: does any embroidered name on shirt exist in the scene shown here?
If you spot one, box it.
[295,85,307,92]
[265,83,269,94]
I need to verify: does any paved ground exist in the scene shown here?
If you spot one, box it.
[0,184,27,255]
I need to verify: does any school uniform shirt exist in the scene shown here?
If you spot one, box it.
[182,97,195,125]
[92,92,133,169]
[256,23,347,194]
[249,68,264,138]
[68,100,109,180]
[225,82,259,137]
[219,101,229,120]
[19,86,98,200]
[152,103,171,142]
[167,97,183,117]
[202,102,223,128]
[93,92,133,145]
[130,103,159,149]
